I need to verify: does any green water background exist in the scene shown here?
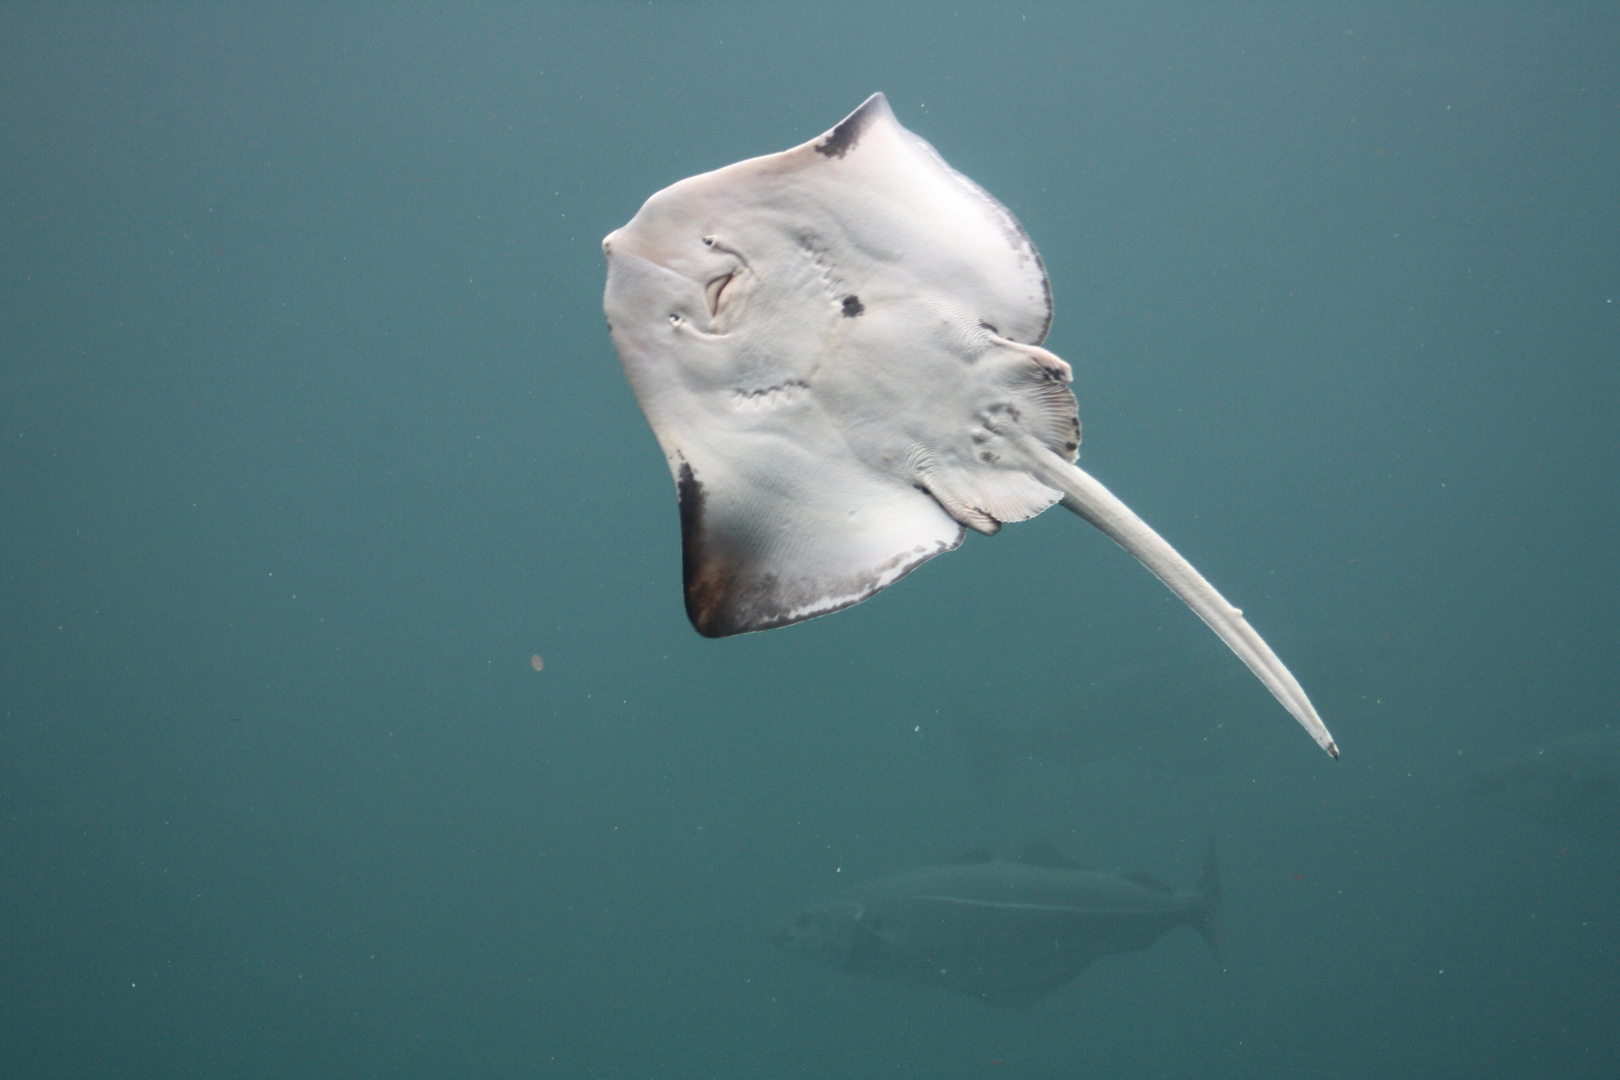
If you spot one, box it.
[3,5,1616,1077]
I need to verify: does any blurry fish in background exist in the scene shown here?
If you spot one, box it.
[1469,729,1620,838]
[771,841,1222,1010]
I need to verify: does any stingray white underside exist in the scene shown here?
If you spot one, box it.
[603,94,1337,757]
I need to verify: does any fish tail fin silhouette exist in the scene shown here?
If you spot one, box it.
[1194,838,1227,970]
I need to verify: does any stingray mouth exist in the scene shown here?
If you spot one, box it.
[705,271,737,317]
[698,236,749,319]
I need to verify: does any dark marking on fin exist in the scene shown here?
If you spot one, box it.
[676,461,733,638]
[841,294,864,317]
[816,95,884,159]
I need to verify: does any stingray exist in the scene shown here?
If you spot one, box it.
[602,94,1337,758]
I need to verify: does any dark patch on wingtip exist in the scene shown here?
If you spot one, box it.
[676,462,732,638]
[841,294,864,317]
[816,95,884,159]
[675,461,773,638]
[676,462,706,575]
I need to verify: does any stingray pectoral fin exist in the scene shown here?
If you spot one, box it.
[1033,448,1339,758]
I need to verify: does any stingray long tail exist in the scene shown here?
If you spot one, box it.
[1195,839,1227,969]
[1033,449,1339,759]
